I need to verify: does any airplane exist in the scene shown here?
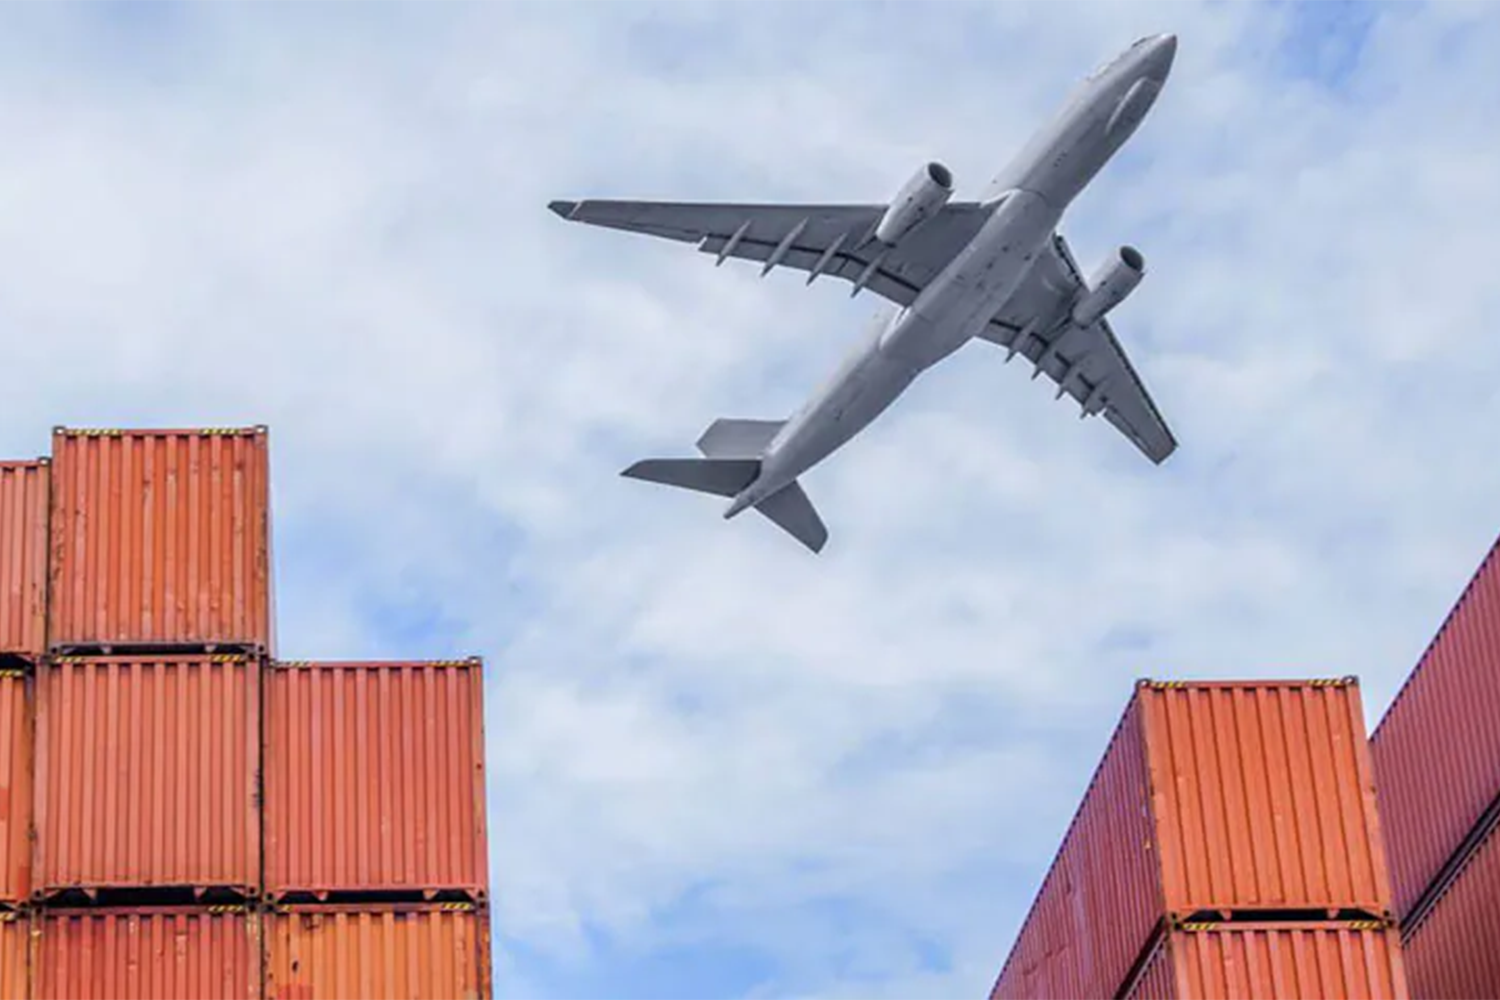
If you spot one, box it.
[550,33,1179,553]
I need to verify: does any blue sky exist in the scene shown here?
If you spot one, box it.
[3,2,1500,998]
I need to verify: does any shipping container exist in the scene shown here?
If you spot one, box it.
[990,679,1394,1000]
[48,427,273,654]
[265,659,488,901]
[0,911,26,1000]
[265,903,491,1000]
[1,460,49,657]
[1401,819,1500,999]
[33,906,259,1000]
[1369,535,1500,920]
[0,668,33,904]
[1122,921,1409,1000]
[34,654,260,897]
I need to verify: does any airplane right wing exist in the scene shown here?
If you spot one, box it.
[977,233,1178,464]
[549,199,992,308]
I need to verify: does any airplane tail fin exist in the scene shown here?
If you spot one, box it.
[621,458,760,498]
[622,416,827,553]
[695,418,786,459]
[756,480,828,553]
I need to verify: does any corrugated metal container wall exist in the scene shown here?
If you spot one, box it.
[1401,822,1500,999]
[0,911,26,1000]
[0,460,49,657]
[48,427,273,653]
[1369,537,1500,919]
[33,906,259,1000]
[34,655,260,896]
[990,680,1394,1000]
[0,668,33,903]
[1124,923,1409,1000]
[265,904,491,1000]
[265,660,488,900]
[1142,680,1392,915]
[989,697,1160,1000]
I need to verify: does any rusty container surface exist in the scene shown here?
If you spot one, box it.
[265,659,489,900]
[1,460,49,657]
[991,679,1394,1000]
[1369,536,1500,920]
[1401,821,1500,1000]
[1123,922,1409,1000]
[0,911,26,1000]
[34,654,260,896]
[265,903,491,1000]
[33,906,259,1000]
[0,668,33,903]
[48,427,273,654]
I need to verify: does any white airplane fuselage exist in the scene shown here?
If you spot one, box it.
[724,33,1176,521]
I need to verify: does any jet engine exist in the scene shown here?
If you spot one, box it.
[874,162,954,245]
[1070,246,1145,327]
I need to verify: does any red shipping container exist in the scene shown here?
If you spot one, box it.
[0,667,33,904]
[0,460,49,657]
[1123,921,1409,1000]
[1401,819,1500,999]
[265,902,492,1000]
[33,654,260,897]
[990,679,1394,1000]
[265,659,489,900]
[48,427,273,654]
[0,911,25,1000]
[1369,536,1500,920]
[32,906,259,999]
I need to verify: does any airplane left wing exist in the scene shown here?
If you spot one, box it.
[549,199,991,307]
[978,233,1178,464]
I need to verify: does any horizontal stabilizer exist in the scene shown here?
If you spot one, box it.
[696,418,787,459]
[621,458,759,498]
[756,480,828,553]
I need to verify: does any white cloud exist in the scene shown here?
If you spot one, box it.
[3,2,1499,997]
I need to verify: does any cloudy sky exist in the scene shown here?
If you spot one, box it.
[3,1,1500,997]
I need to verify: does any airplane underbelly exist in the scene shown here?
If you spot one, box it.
[885,189,1060,367]
[765,355,916,484]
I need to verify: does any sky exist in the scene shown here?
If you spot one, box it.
[2,1,1499,997]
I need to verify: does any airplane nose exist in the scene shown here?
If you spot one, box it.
[1141,33,1177,81]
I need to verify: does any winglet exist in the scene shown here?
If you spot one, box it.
[548,200,579,219]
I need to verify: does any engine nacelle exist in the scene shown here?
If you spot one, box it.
[874,162,954,245]
[1070,246,1145,327]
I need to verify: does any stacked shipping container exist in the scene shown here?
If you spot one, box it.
[262,658,491,1000]
[990,679,1408,1000]
[0,426,491,998]
[1369,534,1500,998]
[1121,920,1409,1000]
[0,461,48,662]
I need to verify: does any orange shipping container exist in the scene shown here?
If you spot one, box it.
[265,903,491,1000]
[34,655,260,897]
[1123,922,1409,1000]
[265,660,489,900]
[33,906,258,1000]
[1369,535,1500,920]
[1401,818,1500,999]
[0,668,33,904]
[990,679,1394,1000]
[0,911,26,1000]
[1,460,49,657]
[48,427,273,654]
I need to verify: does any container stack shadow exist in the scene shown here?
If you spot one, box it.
[988,678,1410,1000]
[0,426,493,1000]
